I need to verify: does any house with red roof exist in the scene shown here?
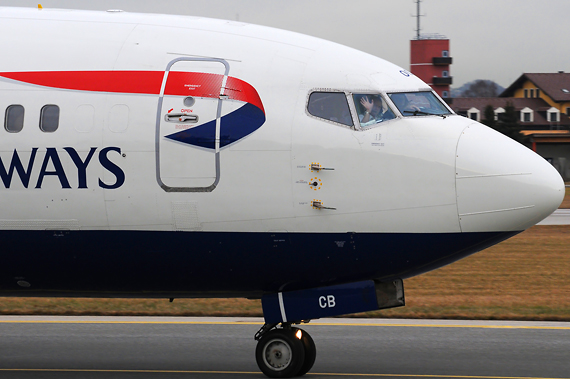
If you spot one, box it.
[501,72,570,118]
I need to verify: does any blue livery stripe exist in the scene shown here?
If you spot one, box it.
[165,103,266,149]
[0,230,519,298]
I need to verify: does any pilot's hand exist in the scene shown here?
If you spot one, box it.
[360,96,374,112]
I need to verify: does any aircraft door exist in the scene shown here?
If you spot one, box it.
[157,58,229,192]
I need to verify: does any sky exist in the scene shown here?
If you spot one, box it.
[0,0,568,88]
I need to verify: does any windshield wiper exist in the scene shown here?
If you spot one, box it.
[403,110,447,118]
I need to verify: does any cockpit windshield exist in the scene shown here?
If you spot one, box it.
[352,94,396,127]
[388,91,451,117]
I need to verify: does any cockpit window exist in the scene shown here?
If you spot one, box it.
[388,91,451,117]
[353,94,395,127]
[307,92,353,127]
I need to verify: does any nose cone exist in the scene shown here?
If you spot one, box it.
[456,123,564,232]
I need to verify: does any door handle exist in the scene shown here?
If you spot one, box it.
[164,113,199,123]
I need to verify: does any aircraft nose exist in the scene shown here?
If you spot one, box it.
[456,123,564,232]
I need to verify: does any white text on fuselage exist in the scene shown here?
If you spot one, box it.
[0,147,124,189]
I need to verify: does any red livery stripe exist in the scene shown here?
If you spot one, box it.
[0,70,265,113]
[164,72,223,98]
[0,71,164,95]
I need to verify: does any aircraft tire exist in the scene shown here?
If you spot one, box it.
[292,328,316,377]
[255,328,305,378]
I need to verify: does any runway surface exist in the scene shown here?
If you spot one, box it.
[0,316,569,378]
[538,209,570,225]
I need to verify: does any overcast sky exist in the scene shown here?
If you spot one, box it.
[1,0,568,88]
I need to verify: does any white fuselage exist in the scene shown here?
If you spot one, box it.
[0,8,563,297]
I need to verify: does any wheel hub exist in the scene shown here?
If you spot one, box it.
[264,339,292,370]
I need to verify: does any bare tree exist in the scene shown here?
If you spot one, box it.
[462,80,501,97]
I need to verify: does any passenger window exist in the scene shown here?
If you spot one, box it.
[40,105,60,132]
[353,94,395,127]
[307,92,353,127]
[5,105,25,133]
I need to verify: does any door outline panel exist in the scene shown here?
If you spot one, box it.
[155,57,229,192]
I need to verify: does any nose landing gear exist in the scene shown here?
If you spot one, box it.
[255,323,316,378]
[254,280,404,376]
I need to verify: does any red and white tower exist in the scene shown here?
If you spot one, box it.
[410,37,452,100]
[409,1,452,102]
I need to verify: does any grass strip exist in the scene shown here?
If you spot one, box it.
[560,186,570,208]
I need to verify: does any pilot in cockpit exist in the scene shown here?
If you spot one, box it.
[356,94,395,127]
[390,93,422,115]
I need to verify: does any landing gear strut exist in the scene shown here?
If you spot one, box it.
[254,322,316,378]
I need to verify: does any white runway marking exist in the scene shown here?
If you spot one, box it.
[538,209,570,225]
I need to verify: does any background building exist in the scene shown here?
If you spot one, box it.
[501,72,570,120]
[452,72,570,180]
[410,36,452,101]
[452,97,570,130]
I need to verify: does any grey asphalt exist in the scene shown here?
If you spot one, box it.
[0,317,569,378]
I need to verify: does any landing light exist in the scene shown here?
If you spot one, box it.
[295,330,303,340]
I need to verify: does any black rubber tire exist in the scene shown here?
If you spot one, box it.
[292,328,316,377]
[255,328,306,378]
